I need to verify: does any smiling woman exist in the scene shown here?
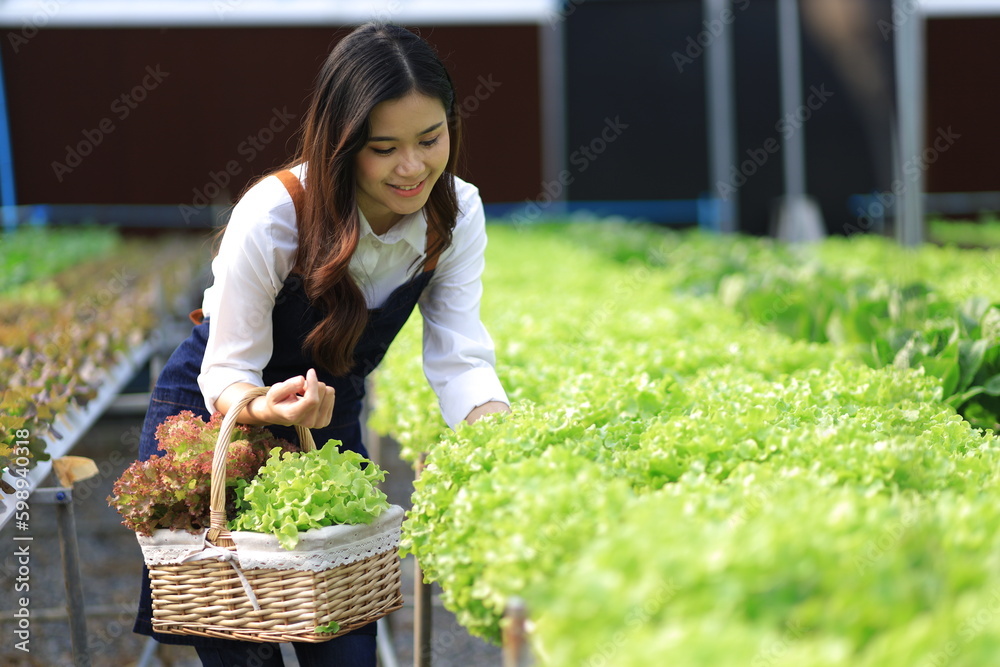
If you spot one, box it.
[128,21,511,667]
[356,93,451,234]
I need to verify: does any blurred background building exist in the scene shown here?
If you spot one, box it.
[0,0,997,237]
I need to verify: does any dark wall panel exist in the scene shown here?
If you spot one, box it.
[924,17,1000,195]
[566,0,707,202]
[3,24,540,209]
[565,0,897,236]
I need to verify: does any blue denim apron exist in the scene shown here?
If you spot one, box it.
[134,196,439,653]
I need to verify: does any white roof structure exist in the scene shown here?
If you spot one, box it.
[0,0,562,27]
[921,0,1000,16]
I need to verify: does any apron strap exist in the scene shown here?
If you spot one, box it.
[275,169,305,223]
[423,227,441,273]
[274,168,443,274]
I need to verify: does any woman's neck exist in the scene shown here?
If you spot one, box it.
[363,207,404,236]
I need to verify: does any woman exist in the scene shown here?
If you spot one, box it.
[133,22,510,666]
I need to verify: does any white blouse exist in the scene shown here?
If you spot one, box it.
[197,164,509,430]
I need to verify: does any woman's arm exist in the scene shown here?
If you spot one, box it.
[197,174,301,417]
[464,400,511,425]
[214,369,336,428]
[419,180,511,429]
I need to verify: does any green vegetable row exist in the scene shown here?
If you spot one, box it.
[0,230,208,473]
[553,223,1000,430]
[929,218,1000,249]
[0,225,119,295]
[370,223,1000,666]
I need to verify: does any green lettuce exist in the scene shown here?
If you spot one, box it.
[232,442,389,550]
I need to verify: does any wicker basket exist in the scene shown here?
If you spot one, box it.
[137,386,403,643]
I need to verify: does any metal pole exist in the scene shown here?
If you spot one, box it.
[414,453,433,667]
[376,617,401,667]
[34,488,90,667]
[777,0,806,200]
[361,386,402,667]
[539,17,568,215]
[705,0,739,233]
[502,597,530,667]
[0,43,17,231]
[773,0,826,241]
[413,550,434,666]
[362,381,382,469]
[136,638,158,667]
[894,0,926,247]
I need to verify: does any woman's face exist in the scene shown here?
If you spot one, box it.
[355,91,450,234]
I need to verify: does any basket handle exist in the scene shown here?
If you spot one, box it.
[207,385,317,544]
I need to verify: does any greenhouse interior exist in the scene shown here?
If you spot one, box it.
[3,0,1000,666]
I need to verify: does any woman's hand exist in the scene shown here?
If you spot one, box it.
[464,400,511,426]
[216,369,336,428]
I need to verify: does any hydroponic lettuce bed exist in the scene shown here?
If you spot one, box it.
[371,223,1000,667]
[0,227,209,486]
[929,218,1000,248]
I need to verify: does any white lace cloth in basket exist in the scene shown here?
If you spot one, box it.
[137,504,404,571]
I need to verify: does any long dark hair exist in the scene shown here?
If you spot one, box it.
[284,22,461,376]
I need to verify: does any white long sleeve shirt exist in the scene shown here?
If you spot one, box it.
[197,164,508,429]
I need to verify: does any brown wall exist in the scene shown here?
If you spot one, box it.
[925,17,1000,194]
[3,25,541,211]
